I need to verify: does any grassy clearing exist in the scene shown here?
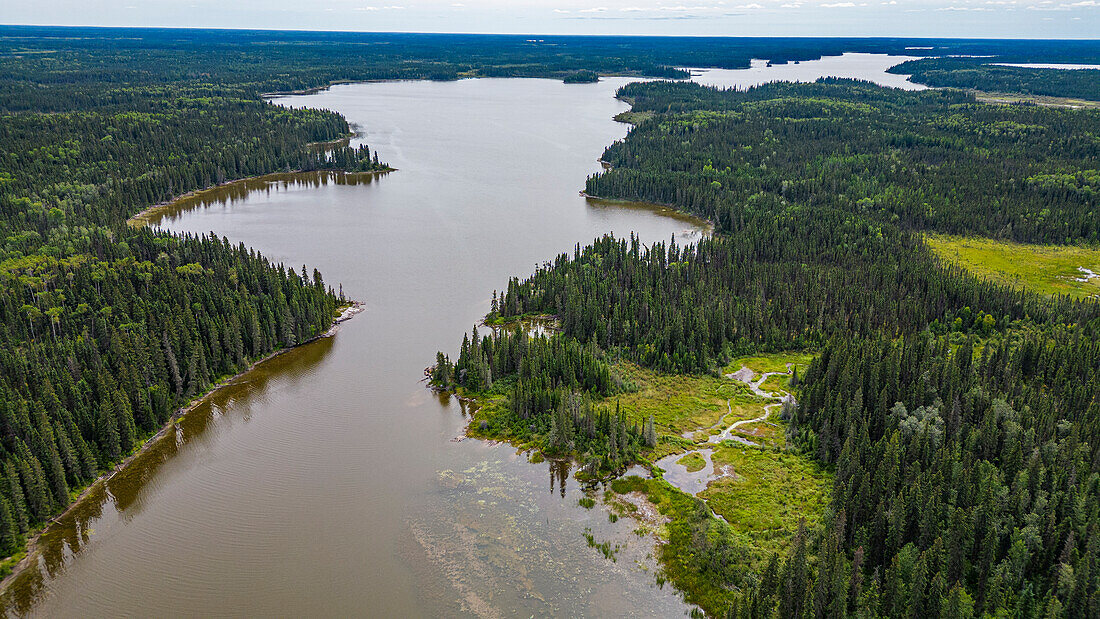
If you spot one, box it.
[724,351,815,377]
[613,110,655,124]
[613,362,752,439]
[976,91,1100,110]
[759,373,790,394]
[679,396,769,445]
[703,446,831,556]
[678,452,707,472]
[731,421,787,449]
[927,234,1100,299]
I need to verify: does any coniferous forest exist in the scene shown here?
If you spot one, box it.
[4,24,1100,617]
[433,80,1100,616]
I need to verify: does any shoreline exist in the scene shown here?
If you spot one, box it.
[0,301,364,591]
[580,193,714,234]
[126,168,394,228]
[259,70,684,101]
[260,79,401,99]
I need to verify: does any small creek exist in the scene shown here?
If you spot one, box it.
[656,365,795,498]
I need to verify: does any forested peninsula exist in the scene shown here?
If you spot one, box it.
[0,31,399,574]
[431,80,1100,616]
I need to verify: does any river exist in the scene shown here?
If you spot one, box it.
[1,54,920,618]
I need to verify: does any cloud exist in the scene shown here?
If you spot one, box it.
[354,5,406,10]
[936,5,992,9]
[609,4,724,12]
[553,7,571,12]
[579,6,608,11]
[821,1,855,6]
[733,2,764,7]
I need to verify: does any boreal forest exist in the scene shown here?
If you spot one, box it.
[3,24,1100,617]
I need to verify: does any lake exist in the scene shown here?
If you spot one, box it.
[0,54,921,618]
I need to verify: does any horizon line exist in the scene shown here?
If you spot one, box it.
[2,23,1098,41]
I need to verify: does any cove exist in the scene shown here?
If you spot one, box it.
[0,56,921,617]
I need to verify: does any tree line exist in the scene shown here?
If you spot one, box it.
[888,58,1100,102]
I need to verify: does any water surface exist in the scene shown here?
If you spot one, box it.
[687,52,926,90]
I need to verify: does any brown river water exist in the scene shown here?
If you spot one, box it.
[1,56,919,617]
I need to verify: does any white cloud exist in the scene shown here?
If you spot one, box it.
[821,1,855,6]
[733,2,764,7]
[579,6,608,11]
[609,4,722,10]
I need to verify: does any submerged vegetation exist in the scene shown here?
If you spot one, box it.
[435,78,1100,616]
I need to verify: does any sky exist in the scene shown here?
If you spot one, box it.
[3,0,1098,38]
